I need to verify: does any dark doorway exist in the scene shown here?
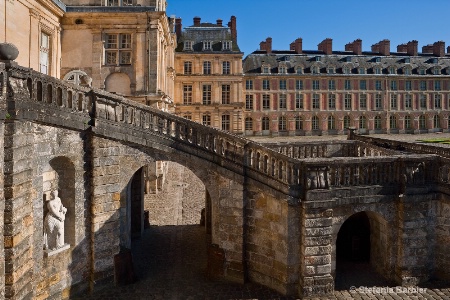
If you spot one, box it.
[131,167,144,237]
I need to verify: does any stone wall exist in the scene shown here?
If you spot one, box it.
[435,193,450,281]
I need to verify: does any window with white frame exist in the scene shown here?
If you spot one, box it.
[221,84,230,104]
[40,32,51,75]
[279,79,287,90]
[203,41,212,51]
[184,61,192,74]
[262,94,270,109]
[405,80,412,91]
[312,94,320,109]
[328,68,335,74]
[328,116,335,130]
[390,80,397,90]
[262,65,270,74]
[328,94,336,109]
[105,33,131,65]
[183,114,192,120]
[296,67,303,74]
[311,66,319,74]
[389,67,396,74]
[375,116,382,129]
[343,67,351,74]
[311,116,319,130]
[296,80,303,90]
[435,94,442,108]
[375,80,382,91]
[245,95,253,110]
[343,116,351,129]
[245,117,253,131]
[203,61,211,74]
[420,94,427,109]
[419,115,426,129]
[419,68,426,75]
[184,41,193,51]
[390,115,397,129]
[222,40,232,50]
[295,116,303,130]
[328,80,335,90]
[420,80,427,91]
[263,79,270,90]
[222,61,230,74]
[405,94,412,109]
[434,115,440,128]
[375,94,382,109]
[279,65,287,74]
[359,116,367,129]
[202,115,211,126]
[221,114,230,131]
[202,84,211,105]
[404,116,411,129]
[360,80,366,90]
[374,67,381,74]
[279,94,287,109]
[245,79,253,90]
[404,67,411,75]
[344,80,351,90]
[359,68,365,75]
[295,94,303,109]
[390,94,398,109]
[344,94,352,110]
[359,94,367,109]
[435,80,441,91]
[278,116,287,131]
[106,0,134,6]
[312,80,320,90]
[433,67,441,75]
[183,85,192,104]
[63,70,88,85]
[262,117,270,130]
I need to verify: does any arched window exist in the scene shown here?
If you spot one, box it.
[245,117,253,131]
[295,116,303,130]
[434,115,441,128]
[374,116,382,129]
[312,116,319,130]
[389,115,397,129]
[343,116,351,129]
[327,116,335,130]
[262,117,270,131]
[359,116,367,129]
[63,70,88,85]
[419,115,426,129]
[278,116,287,131]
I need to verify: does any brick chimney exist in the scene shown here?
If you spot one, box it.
[229,16,237,41]
[371,42,380,53]
[447,46,450,54]
[406,40,418,56]
[318,38,332,55]
[422,44,433,54]
[289,38,303,54]
[216,19,223,26]
[379,39,390,56]
[397,44,407,53]
[266,37,272,53]
[175,18,182,39]
[433,41,445,57]
[260,40,267,51]
[345,39,362,55]
[193,16,201,26]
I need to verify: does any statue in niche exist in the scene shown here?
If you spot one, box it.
[43,190,67,251]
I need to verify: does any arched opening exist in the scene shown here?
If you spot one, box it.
[335,211,392,289]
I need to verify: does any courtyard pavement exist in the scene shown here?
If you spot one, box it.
[74,225,450,300]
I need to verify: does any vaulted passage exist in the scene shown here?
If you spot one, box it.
[335,212,392,290]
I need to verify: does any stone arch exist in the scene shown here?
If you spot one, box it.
[105,72,131,96]
[333,210,393,289]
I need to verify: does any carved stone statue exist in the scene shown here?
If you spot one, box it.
[43,190,67,251]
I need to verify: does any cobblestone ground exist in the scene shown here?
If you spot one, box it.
[74,226,450,300]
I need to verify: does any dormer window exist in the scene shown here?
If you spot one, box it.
[403,67,411,75]
[296,67,303,74]
[315,56,321,62]
[419,68,426,75]
[343,67,351,74]
[203,41,212,51]
[328,68,335,74]
[374,67,381,74]
[222,40,232,51]
[262,64,270,74]
[389,67,396,74]
[345,56,352,62]
[375,57,381,63]
[432,58,438,64]
[279,64,287,74]
[433,67,441,75]
[311,66,319,74]
[184,41,193,51]
[404,57,410,63]
[359,68,365,74]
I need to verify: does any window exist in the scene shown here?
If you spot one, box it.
[295,80,303,90]
[245,95,253,110]
[295,94,303,109]
[262,94,270,109]
[375,80,382,91]
[203,61,211,74]
[202,85,211,105]
[419,68,426,75]
[296,67,303,74]
[390,80,397,90]
[245,117,253,130]
[311,66,319,74]
[419,115,426,129]
[221,114,230,131]
[295,116,303,130]
[105,33,131,65]
[343,116,351,129]
[279,94,287,109]
[63,70,88,85]
[359,94,367,109]
[420,81,427,91]
[389,115,397,129]
[375,94,382,109]
[279,79,287,90]
[203,41,212,50]
[183,115,192,120]
[344,94,352,110]
[405,94,412,109]
[202,115,211,126]
[279,66,286,74]
[404,68,411,75]
[328,94,336,109]
[262,65,270,74]
[328,80,335,90]
[374,116,382,130]
[404,116,411,129]
[312,94,320,109]
[278,116,287,131]
[327,116,335,130]
[359,116,367,129]
[420,94,427,109]
[328,68,335,74]
[221,85,230,104]
[435,80,441,91]
[183,85,192,104]
[245,80,253,90]
[40,32,50,74]
[434,94,442,108]
[390,94,397,109]
[311,116,319,130]
[405,80,412,91]
[262,117,270,130]
[263,79,270,90]
[374,67,381,75]
[434,115,440,128]
[312,80,320,90]
[184,41,193,51]
[433,67,441,75]
[359,68,365,74]
[360,80,367,90]
[344,80,351,90]
[389,67,396,74]
[343,67,351,74]
[222,61,230,74]
[184,61,192,74]
[222,40,232,50]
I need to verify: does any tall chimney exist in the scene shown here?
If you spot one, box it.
[371,42,380,53]
[266,37,272,54]
[406,40,418,56]
[433,41,445,57]
[397,44,407,53]
[175,18,182,39]
[260,41,267,51]
[318,38,332,55]
[447,45,450,54]
[216,19,223,26]
[290,38,302,54]
[379,39,390,56]
[345,39,362,55]
[229,16,237,41]
[422,44,433,54]
[193,16,201,26]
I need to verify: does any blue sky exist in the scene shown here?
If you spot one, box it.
[167,0,450,57]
